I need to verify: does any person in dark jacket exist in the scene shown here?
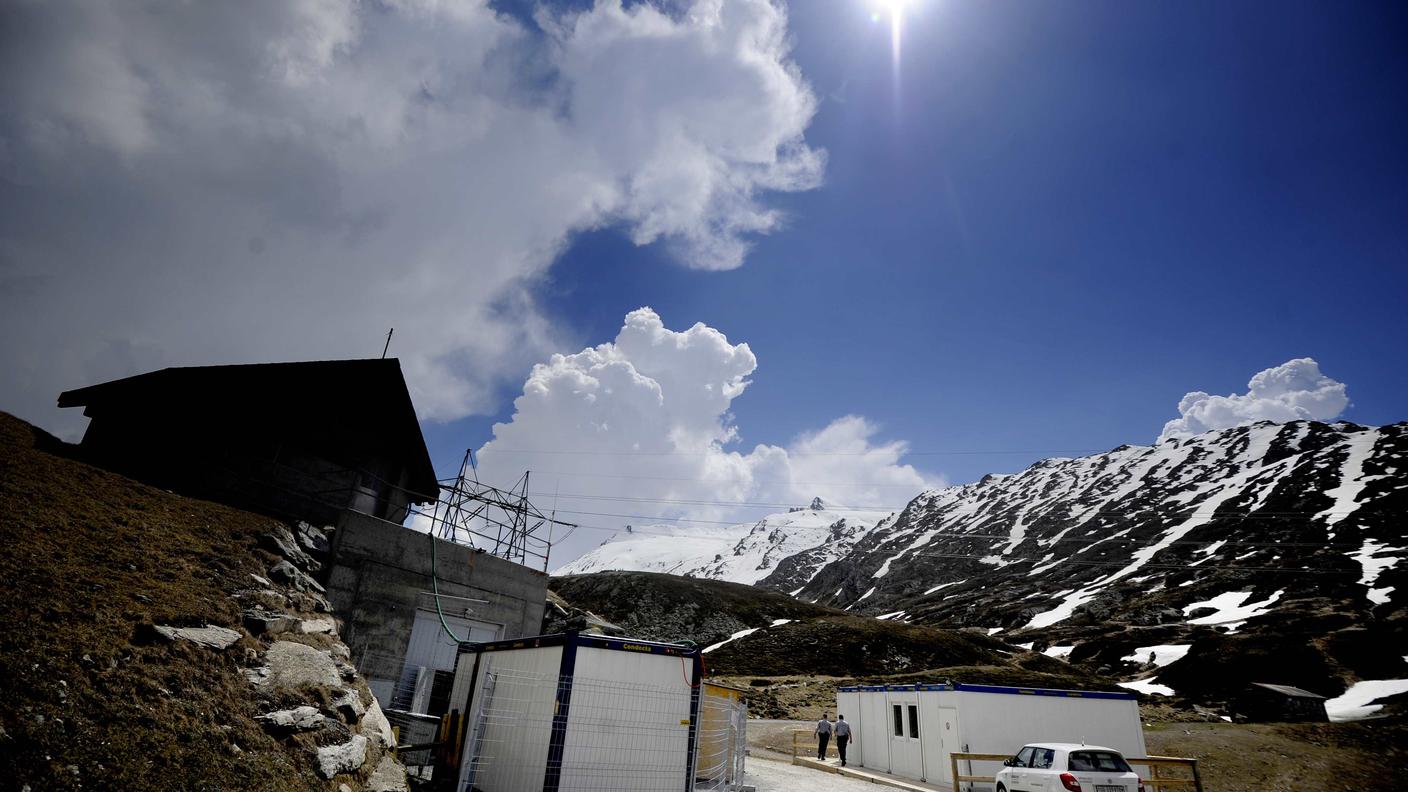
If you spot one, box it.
[814,712,833,760]
[834,714,853,767]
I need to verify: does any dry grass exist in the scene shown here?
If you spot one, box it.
[1145,720,1404,792]
[0,412,332,791]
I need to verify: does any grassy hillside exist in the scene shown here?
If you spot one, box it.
[0,412,339,791]
[550,570,840,645]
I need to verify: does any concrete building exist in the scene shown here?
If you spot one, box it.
[326,511,548,713]
[57,358,440,526]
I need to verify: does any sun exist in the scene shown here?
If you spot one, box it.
[871,0,914,67]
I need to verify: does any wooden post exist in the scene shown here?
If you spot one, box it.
[951,754,961,792]
[1190,759,1204,792]
[1150,762,1161,790]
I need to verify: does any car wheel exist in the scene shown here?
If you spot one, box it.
[995,785,1006,792]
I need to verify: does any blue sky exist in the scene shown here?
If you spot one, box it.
[430,0,1408,488]
[2,0,1404,558]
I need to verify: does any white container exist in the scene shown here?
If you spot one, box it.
[835,682,1147,788]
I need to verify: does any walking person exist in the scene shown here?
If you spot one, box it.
[834,714,853,767]
[814,712,833,760]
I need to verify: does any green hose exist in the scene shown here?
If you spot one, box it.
[429,530,471,644]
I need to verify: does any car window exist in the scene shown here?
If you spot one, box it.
[1031,748,1055,769]
[1068,751,1133,773]
[1014,747,1035,768]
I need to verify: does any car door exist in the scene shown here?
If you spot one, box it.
[1008,746,1036,791]
[1026,747,1056,791]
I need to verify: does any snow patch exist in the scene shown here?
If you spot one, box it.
[877,610,906,621]
[1325,679,1408,722]
[1121,645,1191,668]
[1183,589,1284,631]
[1043,645,1074,659]
[702,627,761,654]
[1348,539,1403,605]
[1118,678,1175,697]
[1316,429,1381,527]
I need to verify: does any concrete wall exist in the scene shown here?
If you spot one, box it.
[325,511,548,700]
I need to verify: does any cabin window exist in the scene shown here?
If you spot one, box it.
[907,704,920,738]
[892,704,903,736]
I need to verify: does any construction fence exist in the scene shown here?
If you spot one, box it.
[456,666,748,792]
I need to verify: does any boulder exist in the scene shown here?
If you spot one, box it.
[255,706,325,732]
[365,755,410,792]
[268,560,325,593]
[315,734,368,779]
[153,624,242,650]
[360,699,394,747]
[259,524,319,572]
[297,616,337,635]
[243,608,301,636]
[294,521,332,556]
[334,687,366,720]
[260,641,341,690]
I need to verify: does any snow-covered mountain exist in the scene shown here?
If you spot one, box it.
[554,497,893,586]
[558,420,1408,709]
[792,420,1407,706]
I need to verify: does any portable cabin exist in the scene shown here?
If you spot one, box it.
[835,682,1146,788]
[448,632,703,792]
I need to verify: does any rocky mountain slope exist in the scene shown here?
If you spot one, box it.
[554,497,890,587]
[549,571,1106,683]
[0,413,409,792]
[796,420,1407,711]
[555,420,1408,715]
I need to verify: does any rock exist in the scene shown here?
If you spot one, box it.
[365,755,410,792]
[339,785,353,792]
[243,608,301,635]
[328,641,352,660]
[260,641,341,690]
[360,699,394,747]
[259,524,320,572]
[268,560,325,593]
[249,573,272,587]
[334,687,366,720]
[153,624,242,650]
[315,734,368,779]
[256,706,326,733]
[297,616,337,635]
[295,521,332,556]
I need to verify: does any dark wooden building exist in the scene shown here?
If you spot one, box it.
[58,359,440,526]
[1235,682,1328,722]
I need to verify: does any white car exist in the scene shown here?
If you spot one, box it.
[994,743,1144,792]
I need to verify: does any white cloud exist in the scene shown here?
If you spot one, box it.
[0,0,822,436]
[1158,358,1349,442]
[474,308,937,564]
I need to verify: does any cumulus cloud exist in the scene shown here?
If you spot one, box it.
[1158,358,1349,442]
[0,0,822,436]
[473,308,937,564]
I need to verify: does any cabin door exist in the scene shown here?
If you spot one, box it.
[886,695,924,780]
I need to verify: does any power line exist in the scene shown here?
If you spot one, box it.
[524,488,1380,521]
[483,447,1109,457]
